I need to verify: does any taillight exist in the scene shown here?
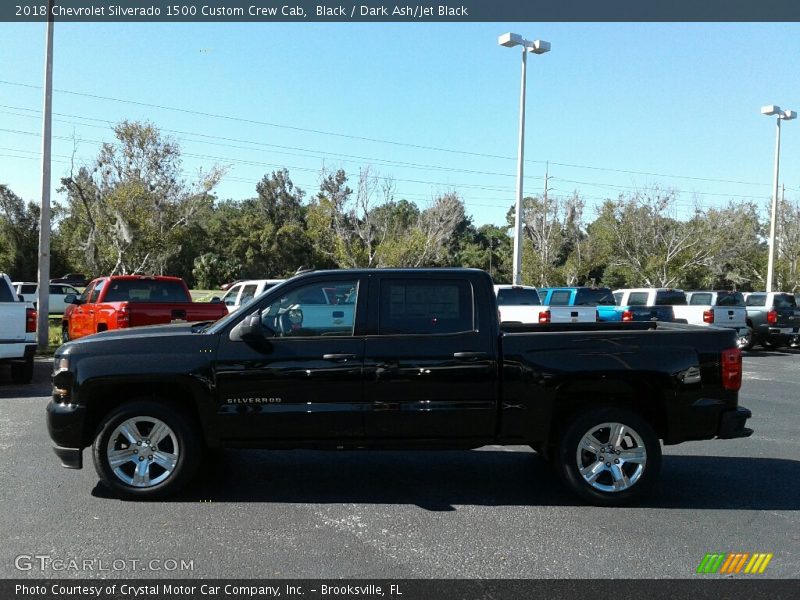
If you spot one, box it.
[116,303,130,328]
[767,310,777,325]
[703,309,714,324]
[622,310,633,322]
[721,347,742,391]
[26,308,37,333]
[538,310,551,324]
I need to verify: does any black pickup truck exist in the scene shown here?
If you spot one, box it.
[47,269,752,506]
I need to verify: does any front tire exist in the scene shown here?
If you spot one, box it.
[10,356,34,384]
[92,400,201,499]
[61,323,70,344]
[555,407,661,506]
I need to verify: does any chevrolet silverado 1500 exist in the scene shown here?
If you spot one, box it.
[47,269,751,505]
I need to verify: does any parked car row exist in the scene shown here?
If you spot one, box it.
[492,285,800,351]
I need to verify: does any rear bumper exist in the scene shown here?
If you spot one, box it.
[717,407,753,440]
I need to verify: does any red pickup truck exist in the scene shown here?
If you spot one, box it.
[62,275,226,342]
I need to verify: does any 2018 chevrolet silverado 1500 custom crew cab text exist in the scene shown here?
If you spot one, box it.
[62,275,227,342]
[47,269,751,505]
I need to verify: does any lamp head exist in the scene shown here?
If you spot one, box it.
[761,105,781,116]
[498,33,524,47]
[529,40,551,54]
[782,110,797,121]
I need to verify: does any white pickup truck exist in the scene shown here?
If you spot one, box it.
[672,290,750,349]
[0,273,37,383]
[493,284,597,324]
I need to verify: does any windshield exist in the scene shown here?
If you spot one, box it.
[496,288,541,306]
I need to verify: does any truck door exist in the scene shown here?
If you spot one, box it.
[214,275,368,441]
[363,274,498,440]
[70,281,100,338]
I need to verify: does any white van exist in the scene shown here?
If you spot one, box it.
[221,279,285,313]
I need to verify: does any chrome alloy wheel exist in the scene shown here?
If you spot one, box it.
[106,417,179,488]
[576,422,647,493]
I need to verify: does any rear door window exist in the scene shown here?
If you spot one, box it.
[380,279,473,335]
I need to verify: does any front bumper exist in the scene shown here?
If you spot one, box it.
[46,400,86,469]
[717,407,753,439]
[53,445,83,469]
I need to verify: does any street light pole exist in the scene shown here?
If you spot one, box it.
[498,33,550,286]
[511,47,527,286]
[37,0,54,350]
[761,105,796,293]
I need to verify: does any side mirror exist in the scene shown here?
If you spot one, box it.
[210,296,221,303]
[64,294,81,305]
[229,312,274,343]
[17,294,25,302]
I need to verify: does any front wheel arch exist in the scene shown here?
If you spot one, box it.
[92,399,201,499]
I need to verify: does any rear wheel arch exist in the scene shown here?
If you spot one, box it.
[548,378,669,445]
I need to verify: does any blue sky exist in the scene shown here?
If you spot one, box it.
[1,22,799,226]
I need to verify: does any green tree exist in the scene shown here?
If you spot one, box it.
[58,120,222,277]
[0,184,42,280]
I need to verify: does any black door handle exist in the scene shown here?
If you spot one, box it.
[323,353,357,361]
[453,351,488,361]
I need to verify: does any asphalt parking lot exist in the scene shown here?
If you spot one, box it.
[1,351,798,579]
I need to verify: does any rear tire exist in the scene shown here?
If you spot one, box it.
[10,356,34,384]
[92,400,201,500]
[761,339,784,350]
[555,407,661,506]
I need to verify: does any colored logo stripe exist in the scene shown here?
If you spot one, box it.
[697,553,772,574]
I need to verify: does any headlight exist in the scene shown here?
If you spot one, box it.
[54,356,69,373]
